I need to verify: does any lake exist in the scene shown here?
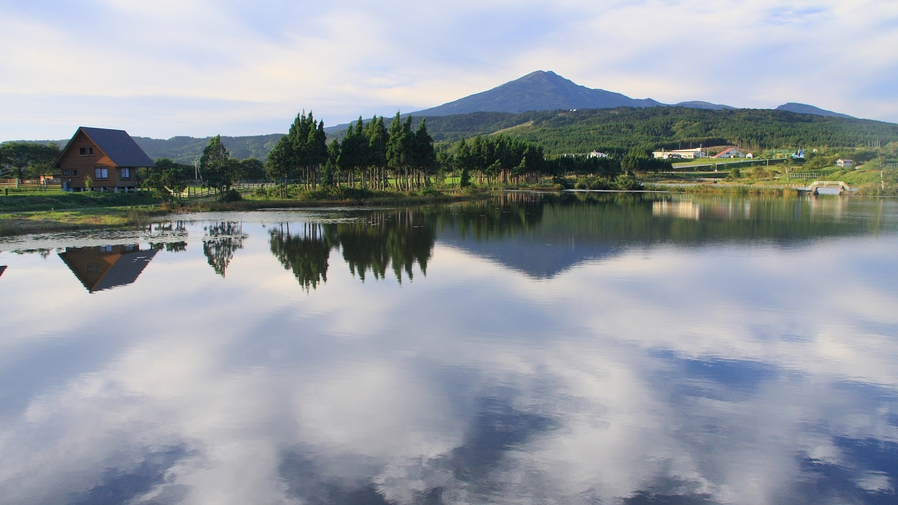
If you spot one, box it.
[1,192,898,505]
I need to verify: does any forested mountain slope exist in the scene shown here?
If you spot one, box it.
[417,107,898,155]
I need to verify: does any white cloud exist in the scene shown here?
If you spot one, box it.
[2,0,896,140]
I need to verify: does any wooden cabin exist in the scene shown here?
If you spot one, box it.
[54,126,155,191]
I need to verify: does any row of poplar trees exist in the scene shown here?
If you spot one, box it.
[267,111,436,191]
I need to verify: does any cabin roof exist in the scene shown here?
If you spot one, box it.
[58,247,157,293]
[60,126,155,168]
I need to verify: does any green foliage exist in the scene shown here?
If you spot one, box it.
[143,168,187,202]
[239,158,267,181]
[154,158,195,181]
[200,135,240,199]
[612,174,643,190]
[620,147,671,173]
[459,167,471,188]
[267,111,327,188]
[303,186,375,201]
[0,142,61,181]
[453,134,545,185]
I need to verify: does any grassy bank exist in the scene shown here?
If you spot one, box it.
[0,191,161,236]
[0,187,485,237]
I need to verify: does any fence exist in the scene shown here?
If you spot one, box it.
[181,181,275,198]
[781,172,821,180]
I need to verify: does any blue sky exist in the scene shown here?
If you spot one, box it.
[2,0,897,141]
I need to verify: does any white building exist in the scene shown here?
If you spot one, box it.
[652,148,706,160]
[713,148,744,159]
[836,159,854,168]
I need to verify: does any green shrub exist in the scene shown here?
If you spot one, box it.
[612,174,643,190]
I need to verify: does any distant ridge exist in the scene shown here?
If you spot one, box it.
[776,102,854,119]
[673,101,735,111]
[414,71,662,116]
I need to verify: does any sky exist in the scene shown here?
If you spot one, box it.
[2,0,897,141]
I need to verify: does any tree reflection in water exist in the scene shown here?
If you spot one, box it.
[269,223,334,291]
[268,209,436,289]
[150,221,189,253]
[334,209,435,284]
[202,222,247,277]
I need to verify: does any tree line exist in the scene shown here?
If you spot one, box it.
[0,142,61,183]
[152,110,665,199]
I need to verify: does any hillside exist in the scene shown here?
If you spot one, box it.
[133,134,282,164]
[416,107,898,155]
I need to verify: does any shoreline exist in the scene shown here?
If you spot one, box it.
[2,184,892,239]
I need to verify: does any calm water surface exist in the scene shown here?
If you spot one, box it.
[1,193,898,505]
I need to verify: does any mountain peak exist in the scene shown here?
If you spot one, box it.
[414,70,661,116]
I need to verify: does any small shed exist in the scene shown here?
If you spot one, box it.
[54,127,155,191]
[836,159,854,168]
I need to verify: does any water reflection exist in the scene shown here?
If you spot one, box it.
[270,223,332,290]
[268,209,435,289]
[1,193,897,505]
[58,244,157,293]
[150,221,189,253]
[202,221,246,277]
[334,209,434,283]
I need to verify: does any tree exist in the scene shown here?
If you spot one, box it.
[154,158,195,181]
[365,116,388,189]
[413,119,436,187]
[200,135,239,199]
[455,138,474,187]
[0,142,60,184]
[387,112,414,191]
[239,158,267,181]
[143,168,187,203]
[267,111,327,190]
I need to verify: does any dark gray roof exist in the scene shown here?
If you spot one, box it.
[72,126,156,167]
[58,247,157,293]
[91,249,157,292]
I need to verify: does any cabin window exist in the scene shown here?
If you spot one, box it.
[95,168,109,179]
[79,147,94,156]
[72,170,78,176]
[121,168,131,179]
[62,170,69,176]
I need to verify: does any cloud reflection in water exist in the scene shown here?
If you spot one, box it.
[0,195,897,504]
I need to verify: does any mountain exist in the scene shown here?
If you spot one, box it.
[775,102,854,119]
[132,134,282,164]
[413,71,663,116]
[673,101,735,111]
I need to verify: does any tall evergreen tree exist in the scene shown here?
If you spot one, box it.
[366,116,388,189]
[200,135,239,199]
[413,118,436,188]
